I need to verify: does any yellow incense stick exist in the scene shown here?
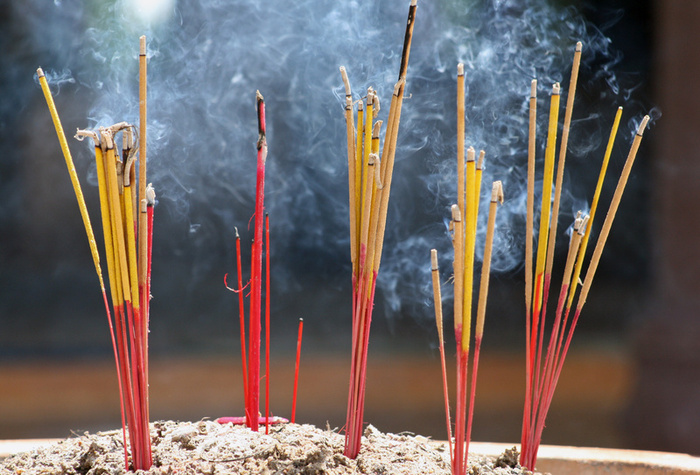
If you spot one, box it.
[475,181,503,338]
[533,83,561,315]
[567,106,623,309]
[360,90,374,214]
[354,100,364,263]
[101,128,133,303]
[474,150,485,230]
[452,204,464,336]
[37,68,105,292]
[576,115,649,311]
[461,146,477,351]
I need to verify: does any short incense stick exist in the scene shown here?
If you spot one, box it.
[291,318,304,424]
[342,0,418,459]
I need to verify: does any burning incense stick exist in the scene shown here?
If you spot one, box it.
[247,91,268,432]
[341,0,418,459]
[291,318,304,424]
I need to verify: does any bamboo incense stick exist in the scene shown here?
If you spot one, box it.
[522,78,538,454]
[340,67,358,275]
[576,115,649,311]
[457,63,466,218]
[138,36,149,310]
[567,106,623,309]
[291,318,304,423]
[542,42,583,303]
[465,181,503,467]
[430,249,453,462]
[37,69,104,291]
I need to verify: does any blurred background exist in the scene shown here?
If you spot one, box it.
[2,0,698,456]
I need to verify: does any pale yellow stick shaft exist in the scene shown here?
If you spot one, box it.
[577,116,649,310]
[452,205,464,335]
[457,64,466,217]
[544,43,582,278]
[475,182,503,337]
[340,67,358,271]
[372,80,405,273]
[138,36,148,288]
[37,68,105,291]
[525,80,537,317]
[430,248,453,459]
[567,106,622,309]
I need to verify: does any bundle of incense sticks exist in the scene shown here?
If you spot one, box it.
[340,0,418,459]
[36,36,154,472]
[519,42,651,470]
[224,92,273,434]
[430,64,504,475]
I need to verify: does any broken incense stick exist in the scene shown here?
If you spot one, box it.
[291,318,304,424]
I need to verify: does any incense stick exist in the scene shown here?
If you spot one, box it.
[291,318,304,424]
[430,249,452,462]
[247,91,268,432]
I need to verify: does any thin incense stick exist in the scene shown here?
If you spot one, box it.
[37,69,104,289]
[457,63,466,218]
[291,318,304,423]
[340,67,358,275]
[465,181,503,468]
[265,213,271,435]
[542,42,583,307]
[234,227,248,403]
[430,249,452,463]
[567,106,623,309]
[522,78,537,450]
